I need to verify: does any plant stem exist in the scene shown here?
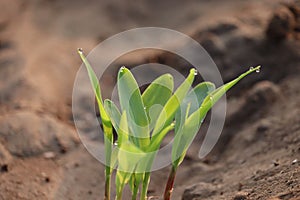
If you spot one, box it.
[105,166,111,200]
[132,189,138,200]
[140,172,150,200]
[116,182,126,200]
[163,165,177,200]
[116,190,123,200]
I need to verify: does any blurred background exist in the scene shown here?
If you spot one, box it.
[0,0,299,199]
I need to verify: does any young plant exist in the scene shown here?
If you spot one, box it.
[77,48,260,200]
[165,66,260,200]
[78,49,113,200]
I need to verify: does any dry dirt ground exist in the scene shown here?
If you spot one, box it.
[0,0,300,199]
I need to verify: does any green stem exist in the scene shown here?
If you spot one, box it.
[116,182,125,200]
[116,190,123,200]
[163,166,177,200]
[132,188,138,200]
[105,166,111,200]
[140,172,151,200]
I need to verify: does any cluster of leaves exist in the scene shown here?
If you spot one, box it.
[78,49,260,200]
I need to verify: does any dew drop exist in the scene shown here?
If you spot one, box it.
[193,69,198,76]
[77,48,83,54]
[249,67,254,70]
[144,106,147,110]
[120,66,126,72]
[114,141,118,146]
[209,96,213,100]
[255,68,260,73]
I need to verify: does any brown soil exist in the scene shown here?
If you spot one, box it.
[0,0,299,199]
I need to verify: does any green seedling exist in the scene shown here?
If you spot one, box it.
[77,48,260,200]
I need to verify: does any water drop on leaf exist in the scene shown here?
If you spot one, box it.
[120,66,126,73]
[77,48,83,54]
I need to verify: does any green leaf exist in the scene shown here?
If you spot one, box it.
[77,49,113,167]
[117,111,129,150]
[110,146,119,169]
[142,74,174,131]
[172,66,261,167]
[116,112,144,198]
[201,66,261,110]
[174,82,215,133]
[149,122,175,151]
[104,99,121,133]
[117,112,145,172]
[118,67,150,148]
[151,68,197,138]
[78,49,112,134]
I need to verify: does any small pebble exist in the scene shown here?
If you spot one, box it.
[43,151,56,159]
[256,124,269,133]
[74,162,80,168]
[238,183,243,191]
[233,194,248,200]
[292,159,298,164]
[45,177,50,183]
[272,160,280,167]
[60,148,67,154]
[1,164,8,173]
[41,172,50,183]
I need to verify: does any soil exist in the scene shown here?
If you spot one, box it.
[0,0,300,199]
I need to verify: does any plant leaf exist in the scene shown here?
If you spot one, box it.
[78,49,111,133]
[115,112,144,197]
[118,67,150,148]
[142,74,174,131]
[104,99,121,133]
[77,49,113,166]
[174,82,215,133]
[149,122,175,151]
[151,68,197,138]
[172,66,261,167]
[117,112,145,171]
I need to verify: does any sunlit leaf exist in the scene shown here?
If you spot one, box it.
[104,99,121,133]
[78,50,113,164]
[172,66,261,167]
[142,74,174,131]
[175,82,215,133]
[118,67,150,148]
[151,68,196,139]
